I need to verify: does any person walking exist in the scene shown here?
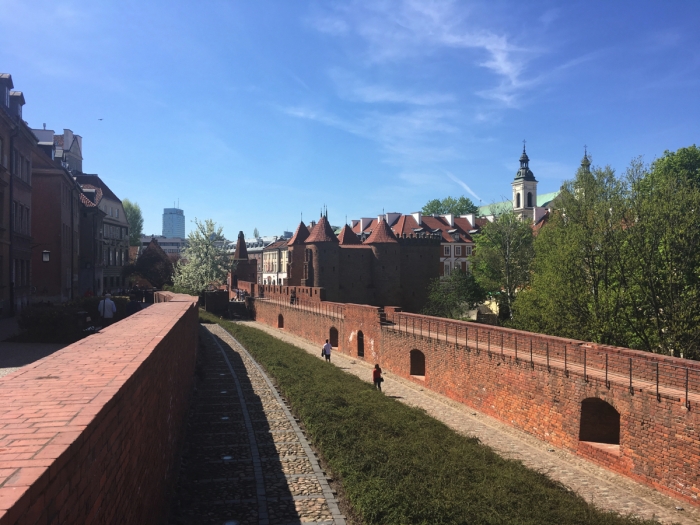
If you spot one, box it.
[373,364,383,391]
[98,293,117,327]
[322,339,332,363]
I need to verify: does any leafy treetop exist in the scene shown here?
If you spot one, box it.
[422,196,478,216]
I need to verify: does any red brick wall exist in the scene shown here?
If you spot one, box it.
[251,298,700,506]
[0,294,198,524]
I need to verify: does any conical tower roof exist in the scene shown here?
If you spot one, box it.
[337,224,361,245]
[306,215,338,243]
[233,231,248,260]
[364,218,398,244]
[288,221,310,245]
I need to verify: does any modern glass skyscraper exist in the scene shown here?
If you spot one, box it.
[162,208,185,238]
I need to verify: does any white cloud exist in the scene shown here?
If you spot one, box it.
[310,0,538,107]
[446,171,481,202]
[330,69,454,105]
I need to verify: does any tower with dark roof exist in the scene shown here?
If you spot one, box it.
[304,215,341,300]
[365,218,401,307]
[287,221,310,286]
[512,143,538,220]
[231,230,256,285]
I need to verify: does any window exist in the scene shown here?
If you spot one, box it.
[24,159,30,184]
[527,192,533,208]
[465,246,473,256]
[516,193,521,208]
[455,246,462,256]
[444,263,450,276]
[443,245,450,256]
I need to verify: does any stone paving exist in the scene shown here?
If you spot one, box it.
[169,324,345,525]
[244,320,700,525]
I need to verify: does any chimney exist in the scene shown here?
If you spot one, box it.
[63,129,74,149]
[462,213,475,228]
[442,214,454,227]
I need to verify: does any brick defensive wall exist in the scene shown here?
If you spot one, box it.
[0,292,198,524]
[251,293,700,506]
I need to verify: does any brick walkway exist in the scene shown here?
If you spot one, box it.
[169,325,345,525]
[244,320,700,525]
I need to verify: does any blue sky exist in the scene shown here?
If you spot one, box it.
[2,0,699,239]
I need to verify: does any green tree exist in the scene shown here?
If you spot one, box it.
[512,163,628,344]
[620,157,700,358]
[253,227,260,238]
[122,199,144,247]
[173,219,231,294]
[472,211,533,321]
[123,239,174,289]
[422,196,478,216]
[422,270,486,319]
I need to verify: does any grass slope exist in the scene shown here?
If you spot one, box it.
[202,312,659,525]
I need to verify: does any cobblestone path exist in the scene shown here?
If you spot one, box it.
[244,320,700,525]
[169,325,345,525]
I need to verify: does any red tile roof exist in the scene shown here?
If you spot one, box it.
[391,215,420,236]
[79,185,103,208]
[264,239,289,251]
[337,224,361,245]
[288,222,310,245]
[364,218,398,244]
[306,216,338,243]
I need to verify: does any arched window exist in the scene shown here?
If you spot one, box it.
[329,327,339,348]
[410,349,425,377]
[357,331,364,357]
[277,314,284,329]
[527,192,533,207]
[516,193,521,208]
[579,398,620,445]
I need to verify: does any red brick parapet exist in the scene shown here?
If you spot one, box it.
[251,298,700,506]
[0,296,198,524]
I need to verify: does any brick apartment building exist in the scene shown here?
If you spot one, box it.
[0,80,37,315]
[30,128,82,302]
[0,75,15,316]
[78,186,106,296]
[75,174,129,293]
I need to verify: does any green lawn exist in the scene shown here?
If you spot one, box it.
[201,312,661,525]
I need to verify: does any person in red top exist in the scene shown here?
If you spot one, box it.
[373,364,383,391]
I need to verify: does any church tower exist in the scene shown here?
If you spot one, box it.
[512,143,538,220]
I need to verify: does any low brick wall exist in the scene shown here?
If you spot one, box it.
[0,293,199,524]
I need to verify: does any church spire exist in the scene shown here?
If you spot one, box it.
[580,145,591,172]
[514,141,536,182]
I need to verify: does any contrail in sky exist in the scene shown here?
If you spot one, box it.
[446,171,481,202]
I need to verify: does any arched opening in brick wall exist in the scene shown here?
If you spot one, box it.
[410,349,425,377]
[579,398,620,445]
[357,331,364,357]
[329,327,339,348]
[278,314,284,329]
